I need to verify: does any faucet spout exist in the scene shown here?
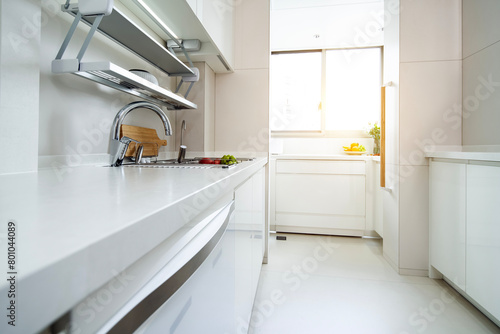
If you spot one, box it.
[110,101,172,166]
[111,101,172,140]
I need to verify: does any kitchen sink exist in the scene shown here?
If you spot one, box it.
[120,157,254,169]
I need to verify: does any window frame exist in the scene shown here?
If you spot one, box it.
[270,46,383,138]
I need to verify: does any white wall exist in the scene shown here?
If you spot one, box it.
[175,62,215,153]
[270,137,375,155]
[0,0,41,174]
[215,0,270,154]
[462,0,500,147]
[271,0,383,51]
[38,0,179,170]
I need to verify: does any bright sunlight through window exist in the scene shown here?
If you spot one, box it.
[271,47,381,134]
[271,52,322,131]
[325,48,381,131]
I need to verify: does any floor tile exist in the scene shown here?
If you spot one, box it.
[249,234,500,334]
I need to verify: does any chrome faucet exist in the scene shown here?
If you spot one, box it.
[177,120,187,163]
[110,101,172,166]
[180,120,186,146]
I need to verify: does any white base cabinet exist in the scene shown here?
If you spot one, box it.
[466,165,500,321]
[134,213,236,334]
[234,168,265,333]
[272,159,366,236]
[429,161,466,290]
[68,167,266,334]
[430,160,500,324]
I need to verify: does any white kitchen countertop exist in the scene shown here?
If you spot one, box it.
[0,157,267,333]
[425,150,500,162]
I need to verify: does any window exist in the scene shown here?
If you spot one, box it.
[270,51,322,131]
[271,47,382,136]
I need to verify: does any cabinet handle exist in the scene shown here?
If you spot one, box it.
[381,85,386,189]
[380,82,393,192]
[107,202,235,334]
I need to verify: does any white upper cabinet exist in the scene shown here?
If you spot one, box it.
[120,0,234,73]
[189,0,234,69]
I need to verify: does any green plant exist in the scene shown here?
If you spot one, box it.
[367,123,381,155]
[367,122,380,140]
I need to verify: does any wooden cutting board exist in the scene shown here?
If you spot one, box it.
[120,124,167,157]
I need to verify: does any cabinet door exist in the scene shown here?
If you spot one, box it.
[134,213,235,334]
[466,164,500,320]
[234,177,254,331]
[429,161,466,290]
[251,168,265,294]
[234,168,266,333]
[373,162,384,237]
[274,160,366,233]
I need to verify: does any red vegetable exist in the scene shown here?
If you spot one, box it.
[199,158,214,164]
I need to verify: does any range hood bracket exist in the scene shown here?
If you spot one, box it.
[51,3,197,110]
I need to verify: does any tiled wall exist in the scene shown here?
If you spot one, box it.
[462,0,500,146]
[215,0,270,153]
[175,62,216,153]
[38,1,178,166]
[0,0,41,174]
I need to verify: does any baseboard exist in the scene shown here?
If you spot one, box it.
[275,225,363,237]
[399,268,429,277]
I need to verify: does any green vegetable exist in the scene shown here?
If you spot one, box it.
[221,154,237,165]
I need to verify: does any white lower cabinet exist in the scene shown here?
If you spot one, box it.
[134,215,236,334]
[273,159,366,236]
[234,168,266,333]
[429,161,466,290]
[430,161,500,323]
[72,168,266,334]
[466,165,500,320]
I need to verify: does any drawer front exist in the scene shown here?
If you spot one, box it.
[100,202,235,334]
[276,173,366,216]
[276,160,366,175]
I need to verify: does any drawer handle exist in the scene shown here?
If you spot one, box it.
[108,202,234,334]
[170,297,192,334]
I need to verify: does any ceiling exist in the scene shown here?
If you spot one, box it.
[271,0,383,10]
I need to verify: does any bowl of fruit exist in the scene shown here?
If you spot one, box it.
[343,143,367,155]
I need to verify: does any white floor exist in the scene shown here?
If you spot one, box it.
[248,233,500,334]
